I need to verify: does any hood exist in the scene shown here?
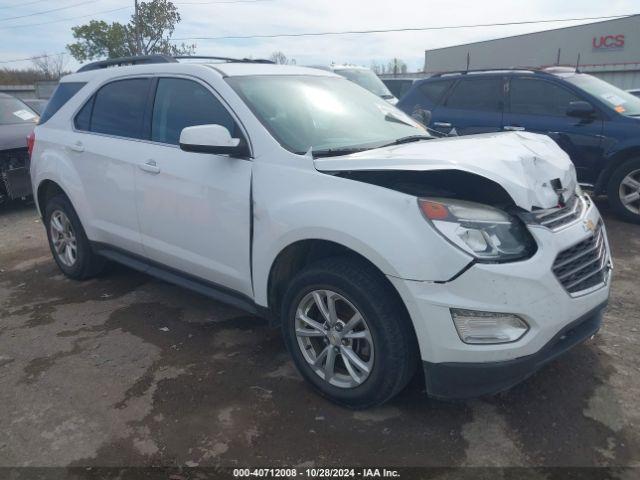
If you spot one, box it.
[313,131,577,211]
[0,123,34,151]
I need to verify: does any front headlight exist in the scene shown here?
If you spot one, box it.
[418,198,535,262]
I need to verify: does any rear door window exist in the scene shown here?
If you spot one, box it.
[82,78,150,139]
[151,78,237,145]
[509,78,582,116]
[39,82,86,124]
[445,77,504,112]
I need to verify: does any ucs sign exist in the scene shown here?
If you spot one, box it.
[593,34,625,50]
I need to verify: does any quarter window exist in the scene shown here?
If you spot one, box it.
[39,82,86,124]
[76,78,150,139]
[509,78,581,116]
[151,78,236,146]
[445,77,504,112]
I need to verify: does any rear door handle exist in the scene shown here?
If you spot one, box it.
[433,122,452,128]
[68,141,84,153]
[504,125,525,131]
[139,160,160,174]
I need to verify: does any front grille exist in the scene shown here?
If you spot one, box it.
[533,194,587,230]
[552,223,609,295]
[0,147,29,168]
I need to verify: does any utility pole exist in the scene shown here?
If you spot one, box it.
[134,0,143,55]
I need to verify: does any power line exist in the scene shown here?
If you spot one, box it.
[0,0,102,23]
[0,6,130,30]
[0,51,67,64]
[3,12,636,65]
[0,0,271,30]
[175,0,273,4]
[173,13,637,41]
[0,0,51,10]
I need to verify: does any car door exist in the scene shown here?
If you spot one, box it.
[432,76,505,136]
[71,77,152,255]
[503,76,605,184]
[134,76,253,297]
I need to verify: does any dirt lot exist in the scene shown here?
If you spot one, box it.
[0,199,639,470]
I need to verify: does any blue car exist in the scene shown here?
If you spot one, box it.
[397,67,640,223]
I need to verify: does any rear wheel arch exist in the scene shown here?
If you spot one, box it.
[596,147,640,194]
[36,180,69,217]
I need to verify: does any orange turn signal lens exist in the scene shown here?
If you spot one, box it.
[419,200,450,220]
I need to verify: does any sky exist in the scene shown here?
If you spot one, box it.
[0,0,638,71]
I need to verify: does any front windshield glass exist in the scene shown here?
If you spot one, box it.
[333,68,394,98]
[228,75,428,155]
[567,74,640,116]
[0,96,39,125]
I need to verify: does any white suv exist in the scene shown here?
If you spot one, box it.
[30,56,612,408]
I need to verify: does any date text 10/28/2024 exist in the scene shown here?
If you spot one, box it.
[233,468,401,478]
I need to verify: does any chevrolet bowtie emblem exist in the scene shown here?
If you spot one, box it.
[584,219,596,233]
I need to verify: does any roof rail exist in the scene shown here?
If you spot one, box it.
[77,54,275,72]
[430,67,536,77]
[173,55,275,64]
[77,55,177,72]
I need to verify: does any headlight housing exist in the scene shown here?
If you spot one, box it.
[418,198,535,262]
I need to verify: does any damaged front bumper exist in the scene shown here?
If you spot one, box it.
[388,197,612,399]
[422,302,605,399]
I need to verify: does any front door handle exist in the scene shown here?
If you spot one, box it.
[504,125,526,131]
[433,122,452,128]
[68,141,84,153]
[139,160,160,174]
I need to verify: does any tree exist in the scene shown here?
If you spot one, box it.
[370,61,385,75]
[269,51,296,65]
[31,53,68,80]
[67,0,195,62]
[386,58,407,75]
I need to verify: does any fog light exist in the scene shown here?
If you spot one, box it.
[450,309,529,344]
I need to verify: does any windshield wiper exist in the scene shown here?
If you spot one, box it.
[312,146,373,158]
[380,135,432,147]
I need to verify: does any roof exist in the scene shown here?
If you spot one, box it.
[61,60,338,83]
[209,63,338,77]
[424,14,640,54]
[420,66,581,80]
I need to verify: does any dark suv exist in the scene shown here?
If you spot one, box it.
[397,67,640,223]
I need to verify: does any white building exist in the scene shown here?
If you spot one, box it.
[423,15,640,89]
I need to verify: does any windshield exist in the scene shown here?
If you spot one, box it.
[333,68,394,98]
[228,75,428,155]
[566,74,640,116]
[0,96,39,125]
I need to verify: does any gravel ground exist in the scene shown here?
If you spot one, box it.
[0,199,639,472]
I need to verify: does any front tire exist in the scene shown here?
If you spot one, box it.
[281,257,419,408]
[44,194,105,279]
[607,158,640,224]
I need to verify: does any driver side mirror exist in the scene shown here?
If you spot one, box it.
[567,101,596,119]
[179,124,246,156]
[411,107,432,126]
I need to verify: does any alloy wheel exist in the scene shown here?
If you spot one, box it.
[295,289,374,389]
[50,210,78,267]
[619,168,640,215]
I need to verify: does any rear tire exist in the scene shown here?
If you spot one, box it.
[607,158,640,224]
[44,194,105,279]
[281,257,419,409]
